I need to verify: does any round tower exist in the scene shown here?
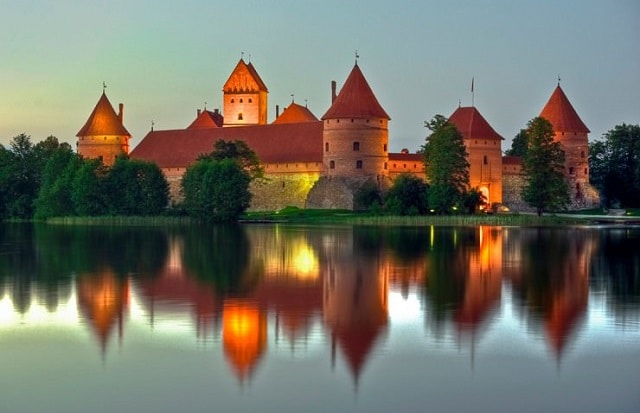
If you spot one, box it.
[76,91,130,166]
[539,84,598,207]
[321,63,390,179]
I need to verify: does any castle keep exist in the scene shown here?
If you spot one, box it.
[76,57,599,211]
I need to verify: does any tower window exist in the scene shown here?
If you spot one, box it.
[353,142,360,151]
[383,144,387,152]
[325,142,329,152]
[238,113,243,120]
[249,98,252,103]
[329,160,335,169]
[569,167,575,175]
[384,162,387,170]
[584,168,588,175]
[231,98,235,103]
[240,98,243,103]
[581,151,585,158]
[483,155,488,165]
[356,160,363,169]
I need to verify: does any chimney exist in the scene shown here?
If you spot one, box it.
[276,104,280,118]
[197,109,201,117]
[118,103,124,122]
[331,81,337,103]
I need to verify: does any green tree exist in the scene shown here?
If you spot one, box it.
[505,129,529,157]
[104,157,169,215]
[589,124,640,207]
[354,182,382,211]
[462,187,488,214]
[181,158,252,221]
[34,145,80,219]
[201,139,264,181]
[72,158,107,216]
[422,115,470,214]
[521,117,570,215]
[384,173,429,215]
[0,134,42,218]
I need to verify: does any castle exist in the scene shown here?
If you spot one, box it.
[76,58,599,211]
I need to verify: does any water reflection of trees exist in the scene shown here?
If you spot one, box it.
[0,223,169,314]
[590,228,640,324]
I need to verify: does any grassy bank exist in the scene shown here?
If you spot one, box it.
[45,216,194,226]
[242,207,588,226]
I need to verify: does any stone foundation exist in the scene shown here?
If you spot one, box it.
[306,176,391,210]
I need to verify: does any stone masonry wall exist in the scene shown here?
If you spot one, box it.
[249,172,321,211]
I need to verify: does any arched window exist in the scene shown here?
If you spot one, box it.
[325,142,329,152]
[356,160,363,169]
[329,160,335,169]
[353,142,360,151]
[483,155,488,165]
[238,113,243,120]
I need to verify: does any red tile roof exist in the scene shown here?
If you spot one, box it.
[272,102,318,124]
[388,152,423,162]
[130,121,323,168]
[448,106,502,140]
[539,86,590,133]
[502,156,522,165]
[76,92,130,137]
[187,110,223,129]
[223,59,268,93]
[322,64,390,120]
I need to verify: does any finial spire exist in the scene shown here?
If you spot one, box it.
[151,120,154,131]
[355,50,359,65]
[471,77,475,107]
[248,53,251,63]
[459,99,461,108]
[241,51,245,61]
[291,94,294,103]
[305,99,308,108]
[102,81,106,93]
[557,74,561,86]
[204,101,207,110]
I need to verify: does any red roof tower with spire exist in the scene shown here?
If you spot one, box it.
[539,84,597,207]
[76,91,130,166]
[321,63,390,179]
[222,59,268,126]
[448,106,504,206]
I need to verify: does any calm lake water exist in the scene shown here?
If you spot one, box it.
[0,223,639,413]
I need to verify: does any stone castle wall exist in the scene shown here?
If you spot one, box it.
[250,172,321,211]
[77,135,129,166]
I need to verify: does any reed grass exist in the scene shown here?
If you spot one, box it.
[46,216,194,226]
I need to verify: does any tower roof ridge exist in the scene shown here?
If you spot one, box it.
[76,91,130,137]
[223,59,268,93]
[539,85,589,133]
[273,102,318,124]
[321,64,390,120]
[448,106,502,140]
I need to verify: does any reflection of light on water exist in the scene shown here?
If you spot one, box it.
[0,290,80,327]
[293,245,318,277]
[388,290,421,324]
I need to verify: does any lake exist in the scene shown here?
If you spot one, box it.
[0,223,638,413]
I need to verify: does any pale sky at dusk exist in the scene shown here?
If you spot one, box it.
[1,0,638,152]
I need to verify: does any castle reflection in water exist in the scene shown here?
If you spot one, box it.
[0,223,638,384]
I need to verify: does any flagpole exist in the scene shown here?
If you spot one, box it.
[471,77,475,107]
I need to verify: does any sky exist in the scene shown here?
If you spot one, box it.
[1,0,639,153]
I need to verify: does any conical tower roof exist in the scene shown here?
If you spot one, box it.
[448,106,503,140]
[223,59,268,93]
[539,85,590,133]
[273,102,318,124]
[76,92,130,137]
[322,64,390,120]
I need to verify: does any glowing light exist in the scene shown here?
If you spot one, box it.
[388,291,421,324]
